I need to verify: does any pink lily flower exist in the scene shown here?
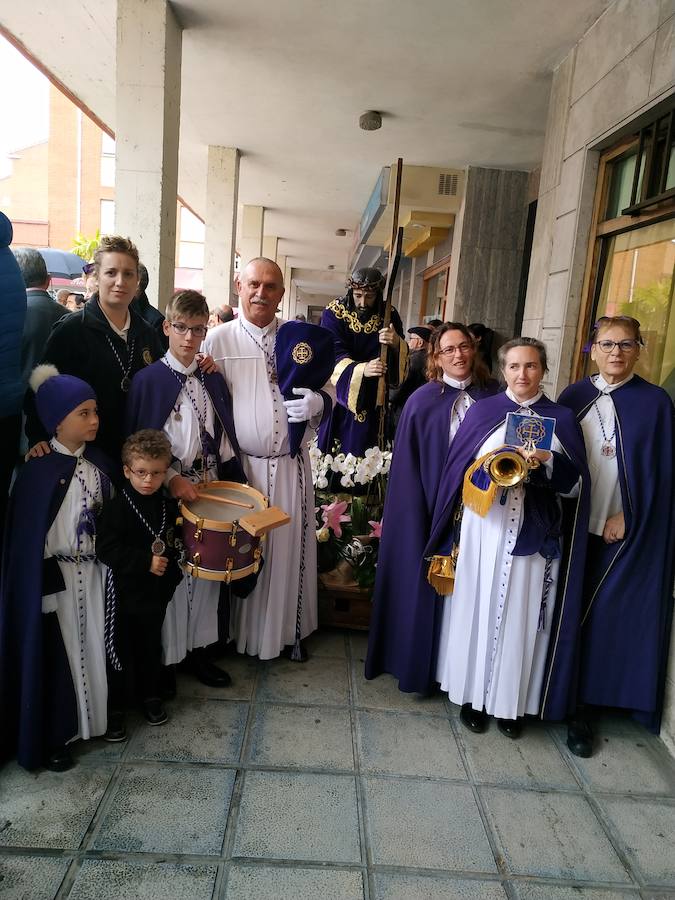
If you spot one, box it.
[321,500,351,538]
[368,519,383,539]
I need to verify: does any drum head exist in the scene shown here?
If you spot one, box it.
[185,481,267,524]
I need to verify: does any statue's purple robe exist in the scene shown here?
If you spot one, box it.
[425,392,591,720]
[558,375,675,731]
[318,299,407,456]
[0,446,114,770]
[365,378,500,693]
[125,360,246,483]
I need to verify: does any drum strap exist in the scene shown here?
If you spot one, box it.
[244,451,291,460]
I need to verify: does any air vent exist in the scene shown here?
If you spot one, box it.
[438,173,458,196]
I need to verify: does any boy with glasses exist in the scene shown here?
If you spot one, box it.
[96,430,182,737]
[125,290,245,692]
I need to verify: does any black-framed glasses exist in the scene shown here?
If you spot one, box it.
[593,339,641,353]
[82,262,95,275]
[169,322,208,339]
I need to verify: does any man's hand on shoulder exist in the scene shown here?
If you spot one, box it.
[196,353,217,374]
[25,441,51,461]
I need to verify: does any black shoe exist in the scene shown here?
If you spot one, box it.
[159,665,177,700]
[45,745,75,772]
[567,718,593,758]
[143,697,169,726]
[283,639,308,663]
[190,654,232,687]
[460,703,488,734]
[104,710,127,742]
[497,718,523,739]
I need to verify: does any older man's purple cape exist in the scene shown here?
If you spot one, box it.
[318,300,406,456]
[125,361,245,483]
[424,392,591,720]
[365,379,500,693]
[558,375,675,731]
[0,446,114,770]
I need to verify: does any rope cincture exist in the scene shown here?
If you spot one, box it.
[290,454,307,661]
[104,569,122,671]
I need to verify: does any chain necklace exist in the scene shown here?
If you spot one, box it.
[240,319,279,382]
[162,357,207,426]
[122,488,167,555]
[106,335,136,392]
[593,397,616,458]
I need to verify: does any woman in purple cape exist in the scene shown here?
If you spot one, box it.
[558,316,675,757]
[365,323,498,694]
[426,338,590,738]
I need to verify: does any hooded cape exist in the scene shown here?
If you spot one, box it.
[425,391,590,720]
[558,375,675,731]
[0,445,114,769]
[365,378,500,693]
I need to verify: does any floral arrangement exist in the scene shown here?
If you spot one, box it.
[309,440,391,591]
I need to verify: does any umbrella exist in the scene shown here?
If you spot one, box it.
[37,248,87,280]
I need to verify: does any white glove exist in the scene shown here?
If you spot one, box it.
[283,387,324,423]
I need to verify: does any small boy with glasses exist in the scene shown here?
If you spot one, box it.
[96,430,182,738]
[125,291,245,692]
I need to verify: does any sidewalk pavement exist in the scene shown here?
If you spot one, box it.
[1,629,674,899]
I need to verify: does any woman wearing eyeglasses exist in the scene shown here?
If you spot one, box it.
[558,316,675,757]
[365,323,499,695]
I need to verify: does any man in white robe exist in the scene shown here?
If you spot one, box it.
[203,258,325,660]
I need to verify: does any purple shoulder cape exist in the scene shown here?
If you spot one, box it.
[126,360,245,482]
[365,379,500,693]
[0,446,114,769]
[558,375,675,730]
[425,391,591,720]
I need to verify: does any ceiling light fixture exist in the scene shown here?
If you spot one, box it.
[359,110,382,131]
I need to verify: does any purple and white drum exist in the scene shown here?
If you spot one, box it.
[180,481,268,582]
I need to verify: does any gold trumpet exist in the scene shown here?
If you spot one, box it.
[484,447,540,488]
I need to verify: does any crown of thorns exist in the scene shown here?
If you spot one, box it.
[347,268,385,291]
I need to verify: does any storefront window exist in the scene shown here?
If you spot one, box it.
[589,218,675,388]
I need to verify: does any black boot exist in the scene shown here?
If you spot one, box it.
[567,714,593,758]
[460,703,488,734]
[189,647,232,687]
[45,744,75,772]
[497,718,523,739]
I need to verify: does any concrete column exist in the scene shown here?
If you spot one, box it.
[405,257,420,331]
[203,146,240,309]
[115,0,181,313]
[446,166,529,339]
[239,205,264,268]
[262,234,278,263]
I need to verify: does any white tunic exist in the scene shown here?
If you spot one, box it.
[42,441,108,742]
[436,392,563,720]
[443,373,475,442]
[159,352,234,664]
[204,314,319,659]
[580,373,629,535]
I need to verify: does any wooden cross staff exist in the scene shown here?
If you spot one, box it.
[376,158,404,448]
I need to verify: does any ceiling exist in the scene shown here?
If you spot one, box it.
[0,0,614,272]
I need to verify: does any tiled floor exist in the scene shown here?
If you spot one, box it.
[2,629,675,900]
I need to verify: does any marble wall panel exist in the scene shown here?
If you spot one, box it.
[650,15,675,96]
[564,34,657,157]
[571,0,661,102]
